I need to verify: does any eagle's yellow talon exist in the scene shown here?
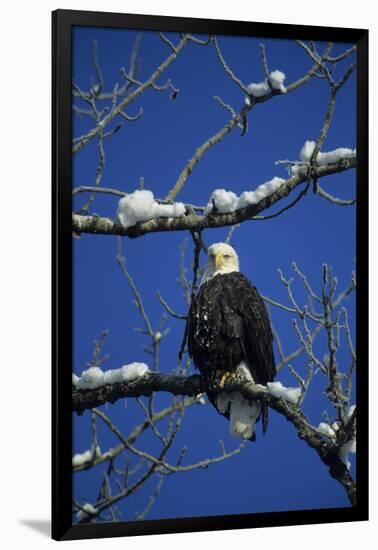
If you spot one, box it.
[219,371,235,388]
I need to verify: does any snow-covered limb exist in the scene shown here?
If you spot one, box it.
[196,393,207,405]
[245,70,287,103]
[204,177,285,214]
[317,404,356,471]
[72,372,356,505]
[290,140,356,175]
[300,140,356,164]
[76,362,150,391]
[76,503,98,521]
[72,156,356,238]
[318,422,336,439]
[339,438,356,471]
[346,404,356,421]
[338,405,357,470]
[117,190,186,229]
[72,445,102,467]
[267,381,302,404]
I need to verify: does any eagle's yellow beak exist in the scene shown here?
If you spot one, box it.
[215,253,223,271]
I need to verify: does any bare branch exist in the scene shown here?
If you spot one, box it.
[225,223,240,244]
[92,40,104,94]
[213,95,243,130]
[211,35,250,94]
[93,407,244,474]
[259,43,270,80]
[253,180,310,221]
[325,46,356,63]
[73,186,126,198]
[186,35,211,46]
[156,292,187,320]
[73,35,190,154]
[73,398,198,472]
[116,238,154,336]
[316,183,356,206]
[159,32,178,53]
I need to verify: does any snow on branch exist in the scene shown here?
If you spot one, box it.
[288,141,356,176]
[317,405,356,471]
[75,503,98,522]
[300,140,356,165]
[72,156,356,238]
[72,372,356,505]
[245,70,287,102]
[204,177,285,214]
[117,190,186,229]
[75,362,150,391]
[72,445,102,468]
[267,381,301,404]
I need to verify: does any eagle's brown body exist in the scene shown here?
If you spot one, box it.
[188,271,276,436]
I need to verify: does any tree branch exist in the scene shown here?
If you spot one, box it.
[73,35,189,154]
[72,372,355,506]
[72,157,355,238]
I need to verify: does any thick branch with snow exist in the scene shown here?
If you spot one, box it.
[72,372,356,506]
[72,157,355,238]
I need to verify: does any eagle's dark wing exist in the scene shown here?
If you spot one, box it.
[227,272,276,386]
[221,272,276,434]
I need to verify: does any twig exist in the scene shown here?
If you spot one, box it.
[211,35,250,94]
[225,224,240,244]
[316,183,356,206]
[159,32,177,53]
[116,238,154,336]
[157,292,187,320]
[259,43,270,80]
[253,181,310,221]
[73,186,126,198]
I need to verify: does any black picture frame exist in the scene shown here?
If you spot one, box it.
[52,8,369,541]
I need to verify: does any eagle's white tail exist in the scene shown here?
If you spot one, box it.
[216,362,260,440]
[230,395,261,439]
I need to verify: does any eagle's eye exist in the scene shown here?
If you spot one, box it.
[223,254,230,259]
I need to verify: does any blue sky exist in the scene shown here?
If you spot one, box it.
[72,26,356,522]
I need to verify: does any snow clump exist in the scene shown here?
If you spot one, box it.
[205,177,285,215]
[75,363,150,391]
[245,70,286,103]
[266,381,301,404]
[290,141,356,175]
[76,503,98,521]
[117,189,186,228]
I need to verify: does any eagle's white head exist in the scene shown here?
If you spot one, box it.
[201,242,240,285]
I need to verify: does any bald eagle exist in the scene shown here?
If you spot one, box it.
[187,242,276,440]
